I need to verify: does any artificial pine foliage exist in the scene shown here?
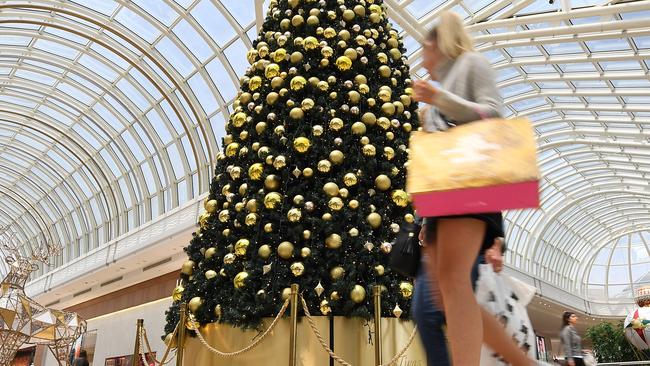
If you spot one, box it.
[165,0,419,335]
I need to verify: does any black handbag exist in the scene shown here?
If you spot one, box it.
[389,221,422,278]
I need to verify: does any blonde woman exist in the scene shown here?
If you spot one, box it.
[412,12,548,366]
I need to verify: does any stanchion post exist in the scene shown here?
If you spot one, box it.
[373,285,383,366]
[289,283,299,366]
[132,319,143,366]
[176,303,187,366]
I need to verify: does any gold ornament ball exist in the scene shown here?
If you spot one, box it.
[303,36,319,50]
[235,239,250,256]
[264,192,283,209]
[245,213,258,226]
[256,122,267,134]
[351,121,367,135]
[362,112,377,125]
[282,287,292,301]
[377,117,391,130]
[265,63,280,79]
[350,285,366,303]
[293,137,311,153]
[264,223,273,232]
[246,199,258,213]
[290,76,307,90]
[205,199,218,213]
[172,285,184,302]
[349,228,359,237]
[336,56,352,71]
[349,200,360,209]
[181,260,195,276]
[287,208,302,222]
[205,270,217,280]
[384,147,395,160]
[293,195,305,205]
[225,142,239,157]
[301,247,311,258]
[382,102,396,116]
[330,291,340,300]
[343,173,358,186]
[323,182,339,197]
[344,48,358,61]
[375,265,385,276]
[363,144,376,157]
[405,213,415,223]
[290,262,305,277]
[313,125,324,136]
[303,230,312,239]
[328,197,344,211]
[320,300,331,315]
[325,233,343,249]
[379,65,391,78]
[342,9,355,21]
[291,14,304,27]
[329,150,344,164]
[354,74,368,85]
[322,213,333,221]
[278,241,294,259]
[391,190,409,207]
[318,160,332,173]
[248,163,264,180]
[307,15,319,26]
[375,175,392,191]
[329,117,344,131]
[290,107,304,120]
[302,98,315,110]
[403,123,412,132]
[234,271,249,289]
[266,92,279,105]
[400,281,414,299]
[258,244,271,259]
[232,112,247,127]
[249,76,262,91]
[214,304,222,317]
[205,247,217,259]
[290,51,303,64]
[330,266,345,280]
[367,213,382,229]
[223,253,236,264]
[303,167,314,177]
[188,297,203,313]
[264,175,281,191]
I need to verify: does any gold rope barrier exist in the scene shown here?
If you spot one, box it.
[191,297,291,357]
[176,303,187,366]
[373,285,382,366]
[139,323,178,366]
[132,319,143,366]
[289,284,299,366]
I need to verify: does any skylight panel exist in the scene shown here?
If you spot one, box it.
[173,19,213,63]
[585,39,631,53]
[115,7,162,44]
[133,0,178,27]
[543,42,584,55]
[192,0,237,48]
[155,37,194,77]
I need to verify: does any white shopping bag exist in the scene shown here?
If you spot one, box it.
[475,264,537,366]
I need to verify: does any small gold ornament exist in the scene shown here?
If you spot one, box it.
[290,107,305,120]
[290,51,304,64]
[249,76,262,90]
[265,63,280,79]
[361,112,377,125]
[264,223,273,232]
[274,48,287,62]
[266,92,279,105]
[377,117,391,130]
[225,142,239,157]
[290,262,305,276]
[264,175,281,191]
[278,241,294,259]
[301,247,311,257]
[329,150,344,164]
[320,300,331,315]
[322,213,333,221]
[329,117,344,131]
[375,175,392,191]
[367,213,382,229]
[235,239,250,256]
[382,102,396,116]
[403,123,412,132]
[256,122,267,134]
[292,14,305,27]
[264,192,283,209]
[234,271,249,289]
[303,36,319,50]
[293,137,311,153]
[375,265,385,276]
[290,76,307,91]
[349,200,359,209]
[363,144,376,157]
[330,266,345,280]
[393,304,403,318]
[325,233,343,249]
[282,287,292,300]
[223,253,236,264]
[400,281,414,299]
[323,182,339,197]
[307,15,319,26]
[342,9,355,21]
[287,208,302,222]
[313,125,324,136]
[164,333,177,348]
[336,56,352,71]
[205,247,217,259]
[214,304,222,317]
[380,242,392,254]
[379,65,391,78]
[348,90,361,104]
[330,291,340,300]
[384,147,395,160]
[343,173,358,186]
[258,244,271,259]
[351,121,367,135]
[329,197,344,211]
[205,199,218,213]
[188,297,203,313]
[245,213,258,226]
[172,285,184,302]
[318,160,332,173]
[181,260,195,276]
[301,98,314,110]
[350,285,366,303]
[391,190,409,207]
[205,270,217,279]
[303,167,314,177]
[405,213,415,223]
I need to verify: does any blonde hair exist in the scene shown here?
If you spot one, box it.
[428,11,474,59]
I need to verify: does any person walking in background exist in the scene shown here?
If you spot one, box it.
[412,11,551,366]
[72,349,89,366]
[561,312,585,366]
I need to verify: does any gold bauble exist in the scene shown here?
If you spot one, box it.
[290,76,307,91]
[291,14,304,27]
[359,83,370,94]
[329,150,344,164]
[307,15,319,26]
[223,253,236,264]
[391,190,409,207]
[234,271,249,289]
[405,213,415,223]
[400,281,414,299]
[258,244,271,259]
[323,182,339,197]
[343,173,358,186]
[225,142,239,157]
[293,137,311,153]
[350,285,366,303]
[349,200,359,209]
[232,112,247,128]
[344,48,358,61]
[330,266,345,280]
[264,223,273,232]
[390,48,402,60]
[303,230,312,239]
[266,92,280,105]
[172,285,184,302]
[290,107,305,120]
[290,51,304,64]
[264,175,281,191]
[282,287,292,301]
[264,192,282,209]
[302,98,314,110]
[278,241,294,259]
[382,102,396,116]
[375,265,385,276]
[378,65,391,78]
[403,123,413,132]
[245,213,258,226]
[375,175,392,191]
[369,12,381,23]
[367,213,382,229]
[274,48,287,62]
[363,144,376,156]
[188,297,203,313]
[320,300,331,315]
[290,262,305,277]
[303,36,319,50]
[362,112,377,125]
[205,270,217,280]
[326,234,343,249]
[271,76,284,89]
[349,228,359,237]
[301,247,311,258]
[324,27,336,38]
[351,121,367,135]
[181,260,195,276]
[336,56,352,71]
[218,210,229,223]
[322,213,333,221]
[328,197,344,211]
[339,188,349,198]
[256,122,267,134]
[280,18,291,30]
[235,239,250,256]
[330,291,340,300]
[205,199,218,214]
[214,304,222,317]
[342,9,355,21]
[223,228,231,237]
[329,117,344,131]
[384,147,395,160]
[234,202,245,212]
[303,167,314,177]
[386,131,395,140]
[249,76,262,91]
[287,208,302,222]
[348,90,361,104]
[378,89,392,102]
[205,247,217,259]
[318,160,332,173]
[265,63,280,79]
[246,199,258,213]
[248,163,264,180]
[377,52,388,64]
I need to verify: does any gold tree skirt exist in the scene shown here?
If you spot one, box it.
[184,317,425,366]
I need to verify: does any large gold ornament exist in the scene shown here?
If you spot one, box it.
[234,271,249,289]
[278,241,294,259]
[181,260,195,276]
[225,142,239,157]
[318,160,332,173]
[400,281,414,299]
[351,122,366,135]
[264,192,282,209]
[249,76,262,90]
[329,150,344,164]
[172,285,184,302]
[350,285,366,303]
[330,266,345,280]
[205,199,218,213]
[258,244,271,259]
[303,36,319,50]
[245,212,258,226]
[287,208,302,222]
[325,233,343,249]
[367,213,382,229]
[235,239,250,256]
[189,297,203,313]
[391,190,409,207]
[362,144,376,157]
[336,56,352,71]
[290,76,307,91]
[384,147,395,160]
[248,163,264,180]
[375,175,392,191]
[290,107,304,120]
[328,197,344,211]
[264,175,281,191]
[329,117,344,131]
[265,63,280,79]
[290,262,305,277]
[343,173,358,186]
[301,247,311,258]
[293,137,311,153]
[323,182,339,197]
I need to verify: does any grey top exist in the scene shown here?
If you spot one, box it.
[560,325,583,360]
[421,51,502,132]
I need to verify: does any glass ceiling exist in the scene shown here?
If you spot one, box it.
[0,0,649,313]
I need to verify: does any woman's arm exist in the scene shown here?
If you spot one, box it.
[432,53,502,123]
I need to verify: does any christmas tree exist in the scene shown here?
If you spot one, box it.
[164,0,418,333]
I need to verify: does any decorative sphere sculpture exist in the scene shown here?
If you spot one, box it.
[624,286,650,350]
